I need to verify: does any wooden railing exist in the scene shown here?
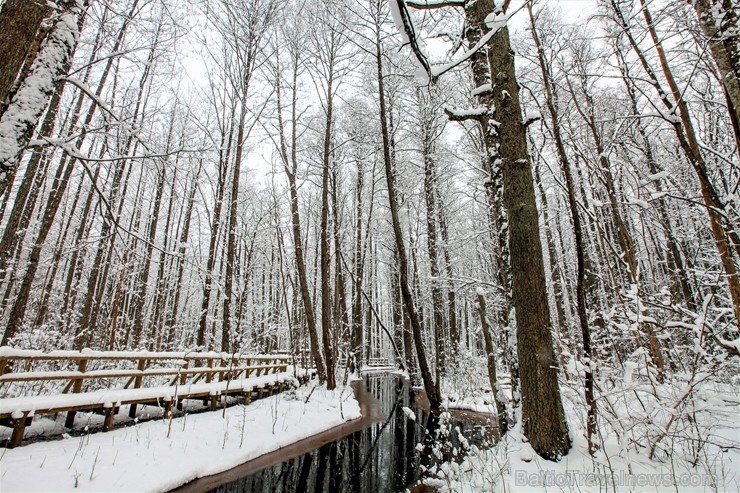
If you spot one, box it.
[0,348,306,448]
[365,357,393,367]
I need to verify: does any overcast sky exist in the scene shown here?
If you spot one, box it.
[508,0,600,30]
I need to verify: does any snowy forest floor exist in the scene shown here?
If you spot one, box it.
[424,382,740,492]
[0,384,360,492]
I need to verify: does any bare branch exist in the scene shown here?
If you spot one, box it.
[405,0,465,9]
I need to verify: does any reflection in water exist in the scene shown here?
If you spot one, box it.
[211,374,496,493]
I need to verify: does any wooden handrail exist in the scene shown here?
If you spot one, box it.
[0,347,314,449]
[0,347,290,362]
[0,347,292,395]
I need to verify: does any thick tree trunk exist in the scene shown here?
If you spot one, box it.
[0,1,83,196]
[462,0,519,404]
[0,2,97,279]
[486,22,570,459]
[0,0,53,111]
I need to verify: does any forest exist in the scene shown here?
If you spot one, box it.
[0,0,738,491]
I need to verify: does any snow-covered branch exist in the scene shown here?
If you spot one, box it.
[444,106,487,121]
[405,0,465,9]
[390,0,518,82]
[388,0,433,81]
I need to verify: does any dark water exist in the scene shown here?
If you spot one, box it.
[208,373,497,493]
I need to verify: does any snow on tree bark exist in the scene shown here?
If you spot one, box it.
[0,0,53,112]
[0,3,81,197]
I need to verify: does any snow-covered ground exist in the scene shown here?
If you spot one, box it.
[0,384,360,492]
[430,348,740,492]
[421,384,740,492]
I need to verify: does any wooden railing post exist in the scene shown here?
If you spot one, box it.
[218,356,226,382]
[128,358,147,418]
[206,357,213,383]
[9,411,30,448]
[179,359,188,385]
[64,358,87,428]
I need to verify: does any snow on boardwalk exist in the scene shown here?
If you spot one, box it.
[0,385,360,492]
[0,371,293,417]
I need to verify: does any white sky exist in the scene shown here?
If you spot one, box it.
[509,0,600,29]
[173,0,602,185]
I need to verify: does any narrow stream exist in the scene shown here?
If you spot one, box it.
[177,373,497,493]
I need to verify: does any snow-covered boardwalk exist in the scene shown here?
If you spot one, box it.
[0,347,311,448]
[0,384,360,492]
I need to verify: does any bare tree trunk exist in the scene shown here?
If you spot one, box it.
[486,20,570,460]
[419,103,446,378]
[461,0,519,404]
[109,250,129,350]
[197,100,234,349]
[0,1,103,280]
[350,154,366,373]
[691,0,740,152]
[130,163,166,348]
[331,168,350,373]
[532,149,567,337]
[222,99,247,354]
[530,5,597,453]
[477,290,509,433]
[275,58,327,382]
[436,191,459,351]
[374,7,439,406]
[320,73,336,389]
[166,161,201,347]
